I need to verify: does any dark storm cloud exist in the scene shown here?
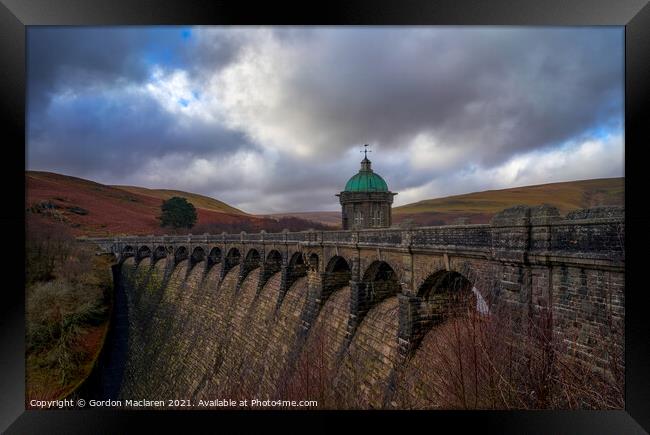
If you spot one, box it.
[30,27,164,106]
[256,27,623,166]
[183,28,249,80]
[27,88,253,178]
[27,26,255,178]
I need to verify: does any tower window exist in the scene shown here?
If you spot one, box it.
[354,211,363,226]
[372,209,383,227]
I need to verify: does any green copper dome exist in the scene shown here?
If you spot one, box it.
[344,157,389,192]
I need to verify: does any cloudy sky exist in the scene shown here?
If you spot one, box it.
[27,26,624,214]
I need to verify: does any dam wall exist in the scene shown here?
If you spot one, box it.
[93,205,625,408]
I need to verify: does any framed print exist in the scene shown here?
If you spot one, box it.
[2,0,649,433]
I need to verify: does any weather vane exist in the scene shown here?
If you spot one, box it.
[361,144,372,159]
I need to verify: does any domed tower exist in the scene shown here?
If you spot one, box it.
[336,146,397,230]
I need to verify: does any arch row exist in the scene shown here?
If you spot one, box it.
[116,243,334,286]
[118,242,488,291]
[117,243,490,353]
[117,243,489,304]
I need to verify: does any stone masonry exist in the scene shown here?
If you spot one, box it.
[87,205,624,405]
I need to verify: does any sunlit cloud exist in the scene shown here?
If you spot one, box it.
[391,133,623,207]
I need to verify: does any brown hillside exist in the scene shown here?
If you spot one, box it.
[113,185,247,216]
[26,171,265,237]
[26,171,624,235]
[263,211,341,228]
[394,178,624,226]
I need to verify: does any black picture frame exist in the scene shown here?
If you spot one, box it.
[2,0,649,433]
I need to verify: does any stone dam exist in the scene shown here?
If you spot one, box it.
[88,205,625,408]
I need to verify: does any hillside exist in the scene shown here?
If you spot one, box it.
[113,185,247,216]
[393,177,624,226]
[26,171,267,237]
[262,211,341,228]
[26,172,624,235]
[251,178,624,229]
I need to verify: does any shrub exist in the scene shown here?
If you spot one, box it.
[26,222,74,286]
[392,305,624,409]
[25,224,113,401]
[27,279,107,385]
[158,197,197,229]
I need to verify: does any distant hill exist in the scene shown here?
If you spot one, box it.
[26,171,624,236]
[270,178,624,229]
[393,177,624,226]
[26,171,278,237]
[263,211,341,228]
[113,185,247,216]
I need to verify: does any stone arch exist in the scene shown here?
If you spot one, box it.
[258,249,283,291]
[190,246,206,270]
[120,245,135,263]
[289,251,304,265]
[288,251,307,276]
[241,248,262,280]
[223,247,241,276]
[321,255,352,300]
[174,246,189,264]
[207,247,222,270]
[418,270,475,317]
[359,253,404,285]
[421,270,477,325]
[265,249,283,269]
[403,269,486,358]
[418,270,472,297]
[326,255,351,274]
[225,247,241,263]
[136,245,151,263]
[282,251,308,294]
[361,260,401,307]
[152,245,167,264]
[449,259,496,311]
[244,248,261,266]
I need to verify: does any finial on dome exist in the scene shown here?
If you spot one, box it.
[360,144,372,171]
[361,144,372,160]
